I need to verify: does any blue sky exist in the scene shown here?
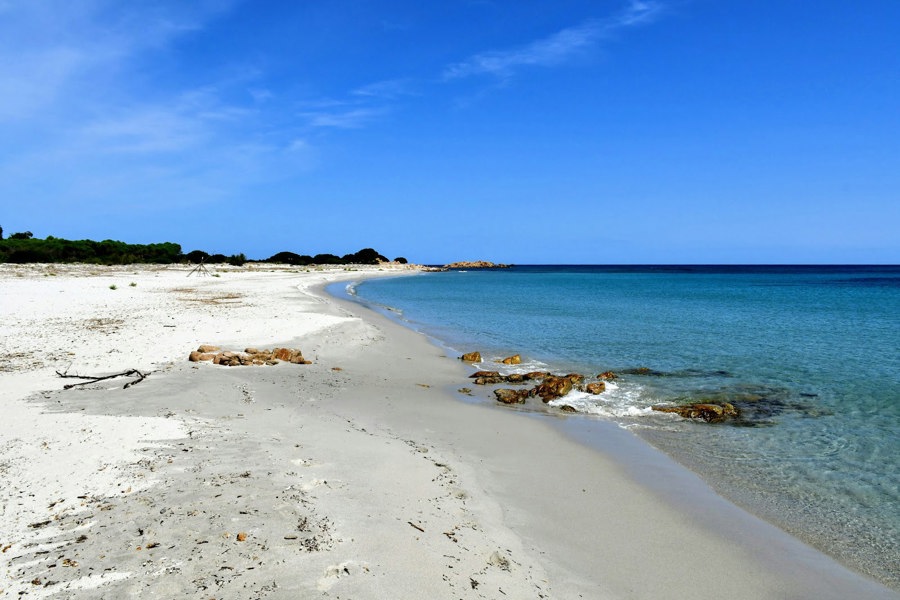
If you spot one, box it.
[1,0,898,264]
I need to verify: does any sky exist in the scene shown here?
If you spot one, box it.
[1,0,898,264]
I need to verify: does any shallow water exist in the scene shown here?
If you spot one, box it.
[348,265,900,588]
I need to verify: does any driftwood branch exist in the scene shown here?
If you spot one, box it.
[55,368,149,389]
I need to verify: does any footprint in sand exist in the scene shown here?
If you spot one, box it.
[316,560,370,591]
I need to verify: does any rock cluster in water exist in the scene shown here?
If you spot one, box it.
[462,351,740,423]
[443,261,512,269]
[461,358,610,409]
[188,345,311,367]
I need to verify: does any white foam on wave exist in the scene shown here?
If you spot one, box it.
[493,358,552,373]
[548,380,657,423]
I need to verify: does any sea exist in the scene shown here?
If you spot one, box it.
[335,265,900,588]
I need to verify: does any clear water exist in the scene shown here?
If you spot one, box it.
[350,266,900,588]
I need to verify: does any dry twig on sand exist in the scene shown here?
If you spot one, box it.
[55,368,149,389]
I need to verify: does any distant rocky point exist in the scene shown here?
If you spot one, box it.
[443,261,511,269]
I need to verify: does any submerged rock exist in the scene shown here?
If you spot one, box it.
[652,402,739,423]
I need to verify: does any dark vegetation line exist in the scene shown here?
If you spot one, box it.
[0,227,407,266]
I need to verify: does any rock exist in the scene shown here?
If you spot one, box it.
[501,354,521,365]
[194,346,308,367]
[197,344,220,353]
[443,261,512,269]
[470,370,501,379]
[524,371,551,380]
[652,402,739,423]
[474,376,505,385]
[597,371,617,380]
[460,352,482,363]
[506,373,526,383]
[564,373,585,384]
[236,532,248,542]
[494,389,530,404]
[273,347,293,361]
[533,376,573,402]
[585,382,606,395]
[558,405,577,412]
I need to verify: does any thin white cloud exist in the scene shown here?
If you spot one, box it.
[0,0,237,120]
[352,78,416,99]
[444,0,665,80]
[303,107,386,129]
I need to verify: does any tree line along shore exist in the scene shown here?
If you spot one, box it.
[0,228,406,267]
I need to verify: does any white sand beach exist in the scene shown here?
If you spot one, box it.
[1,263,896,599]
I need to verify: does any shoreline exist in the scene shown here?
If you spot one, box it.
[1,264,896,598]
[345,268,900,592]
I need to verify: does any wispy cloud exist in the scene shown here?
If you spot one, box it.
[0,1,238,120]
[303,107,387,129]
[352,78,417,100]
[443,0,665,80]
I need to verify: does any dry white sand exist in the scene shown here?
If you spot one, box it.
[1,263,896,599]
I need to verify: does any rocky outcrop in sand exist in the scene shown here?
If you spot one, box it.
[189,346,311,366]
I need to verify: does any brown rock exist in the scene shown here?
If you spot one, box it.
[470,370,501,379]
[197,344,220,353]
[460,352,482,363]
[533,376,573,402]
[236,532,248,542]
[506,373,526,383]
[474,376,505,385]
[558,405,578,413]
[494,389,530,404]
[564,373,585,384]
[585,382,606,395]
[188,350,203,362]
[524,371,551,381]
[273,348,293,361]
[500,354,521,365]
[652,402,738,423]
[597,371,618,380]
[244,347,260,354]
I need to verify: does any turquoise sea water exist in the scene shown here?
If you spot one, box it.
[346,266,900,588]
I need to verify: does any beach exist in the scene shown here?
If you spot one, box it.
[1,264,896,599]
